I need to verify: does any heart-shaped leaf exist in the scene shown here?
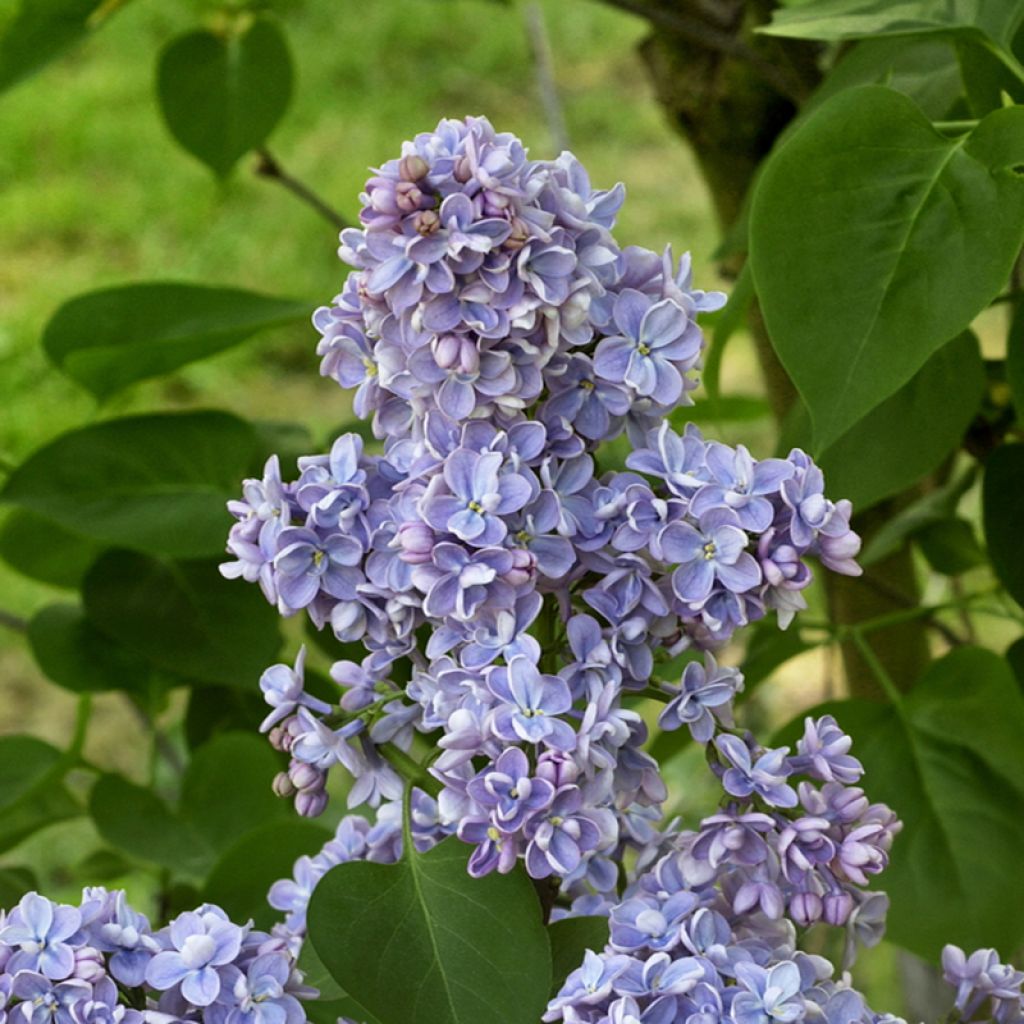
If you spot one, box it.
[308,836,551,1024]
[157,19,293,177]
[750,86,1024,451]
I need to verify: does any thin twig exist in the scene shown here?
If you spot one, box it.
[596,0,810,102]
[254,148,351,232]
[0,609,28,633]
[522,2,570,153]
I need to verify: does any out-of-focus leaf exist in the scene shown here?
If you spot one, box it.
[0,411,261,559]
[0,737,79,854]
[914,516,986,575]
[180,733,286,854]
[750,87,1024,451]
[43,284,308,399]
[741,620,812,691]
[0,0,128,94]
[983,443,1024,606]
[861,465,978,566]
[0,509,103,588]
[82,551,282,688]
[157,18,293,177]
[28,602,156,696]
[1005,300,1024,416]
[88,774,212,875]
[203,820,330,930]
[185,686,267,750]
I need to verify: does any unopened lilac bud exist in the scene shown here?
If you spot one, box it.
[414,209,440,235]
[503,216,530,251]
[453,154,473,184]
[273,771,296,798]
[289,761,323,792]
[395,181,425,214]
[268,723,293,752]
[504,548,535,588]
[536,750,579,788]
[295,788,329,818]
[73,946,106,983]
[397,522,435,564]
[823,889,854,926]
[433,334,462,370]
[399,154,429,182]
[456,338,480,375]
[790,890,823,927]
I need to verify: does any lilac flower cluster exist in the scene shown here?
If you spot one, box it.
[222,117,863,894]
[0,890,311,1024]
[542,715,904,1023]
[942,946,1024,1024]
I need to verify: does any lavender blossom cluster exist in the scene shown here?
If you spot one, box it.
[0,890,311,1024]
[222,116,863,893]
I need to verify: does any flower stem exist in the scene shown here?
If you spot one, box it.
[381,743,442,798]
[254,148,351,232]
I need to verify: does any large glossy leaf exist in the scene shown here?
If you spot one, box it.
[0,509,102,588]
[780,647,1024,957]
[89,774,212,875]
[0,736,79,854]
[814,332,984,508]
[308,836,551,1024]
[203,820,330,930]
[82,551,282,688]
[180,733,286,853]
[1,411,260,559]
[157,19,293,177]
[28,602,156,696]
[0,0,127,94]
[982,444,1024,606]
[750,87,1024,451]
[43,283,308,399]
[780,333,984,509]
[761,0,1024,50]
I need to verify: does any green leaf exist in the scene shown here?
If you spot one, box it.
[702,262,753,404]
[157,19,293,177]
[982,443,1024,606]
[0,411,261,559]
[0,736,79,854]
[0,867,38,906]
[298,944,383,1024]
[779,647,1024,957]
[0,509,103,588]
[761,0,1024,51]
[0,0,127,94]
[815,36,964,120]
[185,686,267,749]
[1005,300,1024,415]
[82,551,282,688]
[28,602,156,696]
[813,332,984,509]
[860,465,978,566]
[203,820,329,930]
[181,733,286,853]
[750,86,1024,451]
[308,836,552,1024]
[89,774,212,875]
[43,283,308,400]
[548,917,608,996]
[914,516,986,575]
[741,620,812,691]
